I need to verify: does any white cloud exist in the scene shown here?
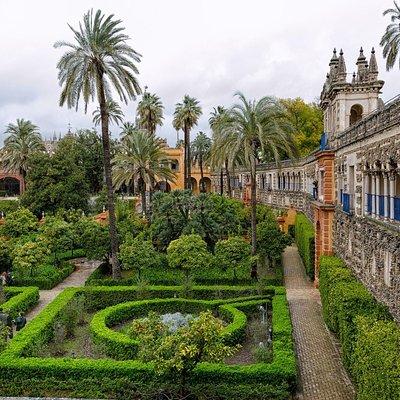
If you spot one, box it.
[0,0,398,145]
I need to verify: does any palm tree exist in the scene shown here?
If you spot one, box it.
[173,95,202,189]
[137,92,164,135]
[191,132,211,192]
[1,119,45,190]
[93,100,124,126]
[381,1,400,70]
[209,106,233,197]
[215,92,296,255]
[113,129,176,218]
[54,9,141,279]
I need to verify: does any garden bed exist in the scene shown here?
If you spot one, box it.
[0,285,295,400]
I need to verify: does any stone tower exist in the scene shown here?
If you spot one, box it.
[320,48,384,146]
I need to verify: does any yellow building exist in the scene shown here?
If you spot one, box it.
[160,144,211,194]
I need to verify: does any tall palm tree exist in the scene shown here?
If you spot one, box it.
[113,129,176,218]
[209,106,233,197]
[381,1,400,70]
[54,9,141,279]
[137,92,164,135]
[216,92,296,255]
[191,132,211,192]
[93,100,124,126]
[173,95,202,189]
[1,119,45,190]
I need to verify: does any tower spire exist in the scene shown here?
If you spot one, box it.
[368,47,378,81]
[329,48,339,80]
[356,47,368,81]
[337,49,347,81]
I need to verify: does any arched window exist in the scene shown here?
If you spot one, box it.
[350,104,363,125]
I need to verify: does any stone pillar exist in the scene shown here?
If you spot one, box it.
[363,173,369,215]
[389,174,396,220]
[375,173,381,217]
[312,150,335,287]
[383,173,389,219]
[371,174,376,217]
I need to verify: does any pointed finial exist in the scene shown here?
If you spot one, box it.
[352,72,356,84]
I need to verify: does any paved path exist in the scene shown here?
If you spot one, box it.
[283,246,355,400]
[26,258,100,321]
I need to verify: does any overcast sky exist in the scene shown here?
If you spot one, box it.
[0,0,398,145]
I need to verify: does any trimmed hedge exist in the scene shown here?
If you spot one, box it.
[11,249,84,290]
[86,263,283,287]
[1,287,39,319]
[82,284,280,311]
[294,213,315,279]
[90,297,258,359]
[319,256,398,400]
[0,285,295,399]
[352,316,400,400]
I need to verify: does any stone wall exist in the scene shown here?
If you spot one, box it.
[334,210,400,321]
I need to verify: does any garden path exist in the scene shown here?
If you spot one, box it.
[283,245,355,400]
[26,259,100,321]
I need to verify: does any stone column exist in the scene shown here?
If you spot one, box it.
[375,173,381,218]
[371,174,376,217]
[363,173,368,215]
[383,173,389,219]
[389,174,396,220]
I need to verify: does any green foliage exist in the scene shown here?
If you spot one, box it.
[167,234,210,279]
[1,208,38,238]
[0,200,19,215]
[352,316,400,400]
[280,98,323,156]
[215,236,252,280]
[119,237,159,278]
[294,213,315,279]
[0,286,294,399]
[1,287,39,319]
[11,237,50,278]
[133,310,238,391]
[319,256,398,400]
[77,218,110,261]
[21,141,90,214]
[256,220,291,265]
[66,129,106,194]
[151,191,246,250]
[39,217,74,263]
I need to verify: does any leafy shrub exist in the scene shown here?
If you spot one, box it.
[119,237,159,279]
[215,236,252,279]
[1,208,38,238]
[167,234,210,281]
[294,213,315,279]
[257,221,291,267]
[0,200,19,215]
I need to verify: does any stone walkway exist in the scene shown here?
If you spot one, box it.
[283,245,355,400]
[26,258,100,321]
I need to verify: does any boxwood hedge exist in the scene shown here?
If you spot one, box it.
[294,213,315,279]
[319,256,398,400]
[11,249,85,290]
[0,285,295,399]
[90,297,259,359]
[1,287,39,318]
